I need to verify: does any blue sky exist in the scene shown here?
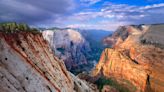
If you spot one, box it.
[0,0,164,31]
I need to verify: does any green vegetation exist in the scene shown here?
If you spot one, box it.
[95,77,132,92]
[70,62,93,75]
[0,22,39,33]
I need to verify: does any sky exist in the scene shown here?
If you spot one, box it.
[0,0,164,31]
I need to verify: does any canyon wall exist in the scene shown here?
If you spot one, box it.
[42,29,92,73]
[93,24,164,92]
[0,31,96,92]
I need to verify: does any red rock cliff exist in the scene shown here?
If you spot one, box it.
[93,24,164,92]
[0,32,75,92]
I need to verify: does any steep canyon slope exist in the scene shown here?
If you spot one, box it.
[42,29,92,74]
[0,32,74,92]
[0,23,97,92]
[93,24,164,92]
[42,28,112,74]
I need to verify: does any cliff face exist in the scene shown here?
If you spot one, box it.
[42,29,91,72]
[0,31,97,92]
[93,24,164,92]
[103,25,144,47]
[0,32,74,92]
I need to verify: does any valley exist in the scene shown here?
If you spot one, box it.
[42,28,112,75]
[0,0,164,91]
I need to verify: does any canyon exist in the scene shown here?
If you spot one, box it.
[42,28,110,74]
[42,28,92,74]
[0,0,164,91]
[0,23,164,92]
[0,23,98,92]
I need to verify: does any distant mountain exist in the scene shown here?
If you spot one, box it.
[77,29,112,42]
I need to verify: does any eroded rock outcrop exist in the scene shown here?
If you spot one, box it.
[70,72,98,92]
[42,29,91,73]
[103,25,146,47]
[93,24,164,92]
[0,31,75,92]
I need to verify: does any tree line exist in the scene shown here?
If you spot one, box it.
[0,22,38,33]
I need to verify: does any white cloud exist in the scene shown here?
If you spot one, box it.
[65,3,164,31]
[80,0,101,6]
[140,3,164,9]
[67,20,131,31]
[1,0,163,31]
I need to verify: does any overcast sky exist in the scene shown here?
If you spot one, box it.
[0,0,164,31]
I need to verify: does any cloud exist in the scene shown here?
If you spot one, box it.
[110,3,164,22]
[105,3,164,24]
[67,20,130,31]
[80,0,101,6]
[0,0,75,25]
[0,0,164,31]
[66,3,164,30]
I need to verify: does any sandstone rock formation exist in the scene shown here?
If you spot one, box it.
[102,85,119,92]
[93,24,164,92]
[0,31,74,92]
[70,72,98,92]
[103,25,144,47]
[42,29,91,73]
[0,30,96,92]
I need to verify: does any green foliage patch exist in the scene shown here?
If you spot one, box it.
[95,77,131,92]
[0,22,39,33]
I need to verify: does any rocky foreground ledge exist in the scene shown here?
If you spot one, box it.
[93,24,164,92]
[0,23,98,92]
[0,31,75,92]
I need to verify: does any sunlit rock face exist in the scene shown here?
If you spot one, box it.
[0,31,97,92]
[42,29,91,72]
[93,24,164,92]
[0,32,74,92]
[103,25,146,47]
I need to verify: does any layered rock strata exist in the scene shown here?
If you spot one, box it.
[93,24,164,92]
